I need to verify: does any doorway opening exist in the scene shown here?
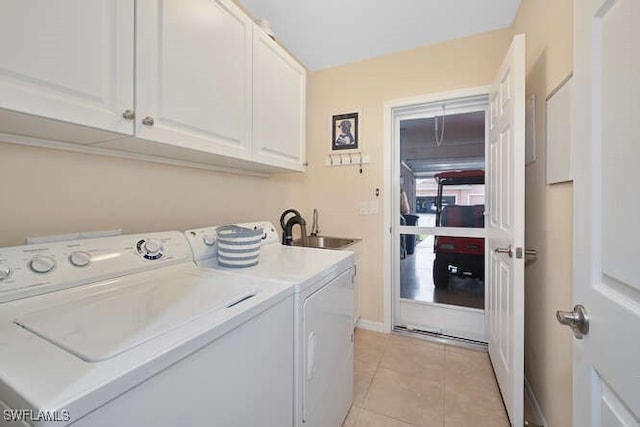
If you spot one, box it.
[383,87,490,342]
[400,113,486,310]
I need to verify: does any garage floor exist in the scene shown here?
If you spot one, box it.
[400,241,485,310]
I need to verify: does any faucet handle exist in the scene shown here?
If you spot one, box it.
[311,208,320,236]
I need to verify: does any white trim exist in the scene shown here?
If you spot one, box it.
[398,299,486,342]
[0,133,271,178]
[355,319,386,333]
[524,376,548,427]
[398,226,486,238]
[382,85,491,335]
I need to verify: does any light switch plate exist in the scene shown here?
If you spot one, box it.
[369,200,379,214]
[359,202,368,215]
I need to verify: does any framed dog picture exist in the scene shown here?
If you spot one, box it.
[331,112,359,152]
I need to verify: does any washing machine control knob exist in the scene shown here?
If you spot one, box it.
[0,265,12,281]
[144,239,161,254]
[69,251,91,267]
[203,234,216,246]
[29,256,56,274]
[137,239,164,260]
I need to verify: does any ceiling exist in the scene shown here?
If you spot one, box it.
[237,0,521,71]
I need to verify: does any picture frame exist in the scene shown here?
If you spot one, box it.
[331,112,359,152]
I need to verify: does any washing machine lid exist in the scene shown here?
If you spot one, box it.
[13,271,260,362]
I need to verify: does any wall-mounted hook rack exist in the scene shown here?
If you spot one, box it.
[325,152,370,167]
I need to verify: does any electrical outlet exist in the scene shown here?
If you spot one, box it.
[359,202,369,215]
[369,200,379,215]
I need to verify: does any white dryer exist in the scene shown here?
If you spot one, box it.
[185,222,355,427]
[0,232,294,426]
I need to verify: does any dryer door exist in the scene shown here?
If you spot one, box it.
[302,267,354,426]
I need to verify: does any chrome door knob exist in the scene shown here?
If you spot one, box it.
[494,245,513,257]
[556,304,589,339]
[142,116,155,126]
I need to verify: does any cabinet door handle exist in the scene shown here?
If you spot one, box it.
[142,116,155,126]
[122,109,135,120]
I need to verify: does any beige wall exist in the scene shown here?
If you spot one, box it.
[511,0,574,426]
[290,29,512,323]
[0,142,303,247]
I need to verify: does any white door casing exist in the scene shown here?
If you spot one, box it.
[573,0,640,425]
[388,91,490,342]
[487,34,525,427]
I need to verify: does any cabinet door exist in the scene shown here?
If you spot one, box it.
[136,0,252,159]
[252,26,306,171]
[0,0,134,134]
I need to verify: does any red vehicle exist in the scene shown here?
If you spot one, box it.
[432,170,485,289]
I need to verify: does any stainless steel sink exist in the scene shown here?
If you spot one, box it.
[292,236,356,250]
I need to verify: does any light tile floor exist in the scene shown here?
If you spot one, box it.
[344,329,510,427]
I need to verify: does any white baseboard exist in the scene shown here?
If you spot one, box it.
[525,376,548,427]
[356,318,386,333]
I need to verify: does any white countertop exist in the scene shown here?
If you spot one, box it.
[195,243,355,294]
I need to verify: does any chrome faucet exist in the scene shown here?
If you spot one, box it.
[310,208,320,237]
[280,209,309,246]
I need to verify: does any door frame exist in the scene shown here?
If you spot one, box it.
[382,85,492,333]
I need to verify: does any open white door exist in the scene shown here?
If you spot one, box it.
[486,34,525,427]
[570,0,640,425]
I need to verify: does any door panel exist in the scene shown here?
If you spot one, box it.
[573,0,640,425]
[0,0,134,134]
[252,27,306,170]
[487,34,525,427]
[600,381,640,427]
[136,0,251,158]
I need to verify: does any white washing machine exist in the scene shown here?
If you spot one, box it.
[0,231,294,426]
[185,222,355,427]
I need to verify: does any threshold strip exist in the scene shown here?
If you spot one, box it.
[393,325,488,351]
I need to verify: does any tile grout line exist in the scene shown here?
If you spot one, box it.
[358,335,417,426]
[369,335,444,427]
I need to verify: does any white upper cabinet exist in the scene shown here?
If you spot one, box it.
[252,25,306,171]
[0,0,134,135]
[135,0,252,159]
[0,1,305,174]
